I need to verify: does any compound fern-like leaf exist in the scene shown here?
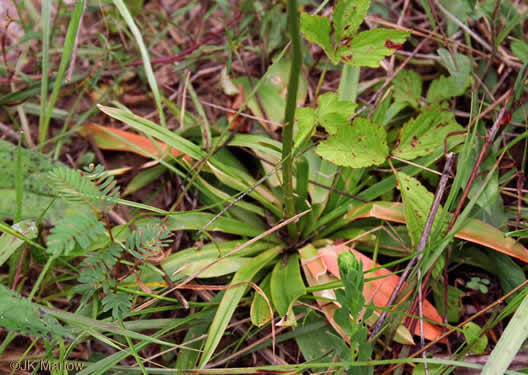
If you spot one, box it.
[125,225,172,260]
[47,214,106,256]
[47,164,119,214]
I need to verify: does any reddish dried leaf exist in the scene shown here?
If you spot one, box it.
[79,124,192,161]
[318,244,443,341]
[345,202,528,263]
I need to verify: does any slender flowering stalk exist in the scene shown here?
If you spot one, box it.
[282,0,302,240]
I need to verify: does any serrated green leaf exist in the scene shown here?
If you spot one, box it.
[316,117,388,168]
[333,0,370,40]
[426,75,458,103]
[396,172,448,248]
[316,92,357,135]
[270,254,306,319]
[317,92,357,117]
[250,273,273,327]
[438,48,472,92]
[337,29,409,67]
[295,107,317,147]
[426,70,470,103]
[392,70,422,108]
[300,13,335,62]
[392,109,463,160]
[318,112,350,135]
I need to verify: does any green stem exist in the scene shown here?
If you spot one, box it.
[29,255,56,300]
[38,0,51,148]
[282,0,302,241]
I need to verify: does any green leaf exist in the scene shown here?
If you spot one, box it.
[233,56,307,127]
[150,241,271,284]
[413,363,443,375]
[426,76,449,104]
[300,13,335,62]
[198,246,281,367]
[482,293,528,375]
[337,250,366,318]
[337,29,409,67]
[333,0,370,40]
[295,312,350,365]
[175,311,215,373]
[440,0,472,35]
[316,92,357,135]
[467,138,504,225]
[437,48,472,92]
[97,105,204,160]
[316,117,388,168]
[178,256,251,278]
[462,322,488,354]
[112,0,165,127]
[0,285,73,339]
[426,74,469,103]
[47,165,119,213]
[250,273,273,327]
[270,254,306,319]
[294,107,317,148]
[488,252,526,301]
[47,214,106,256]
[391,109,464,160]
[512,39,528,62]
[392,70,422,108]
[433,284,464,323]
[123,164,167,196]
[165,212,271,239]
[102,291,132,320]
[396,172,448,248]
[0,139,91,225]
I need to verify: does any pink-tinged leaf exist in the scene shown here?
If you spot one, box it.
[344,202,528,263]
[299,244,415,345]
[319,244,444,342]
[78,124,192,161]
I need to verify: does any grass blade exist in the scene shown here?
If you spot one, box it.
[481,292,528,375]
[198,246,281,367]
[112,0,166,128]
[39,0,85,146]
[38,0,51,147]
